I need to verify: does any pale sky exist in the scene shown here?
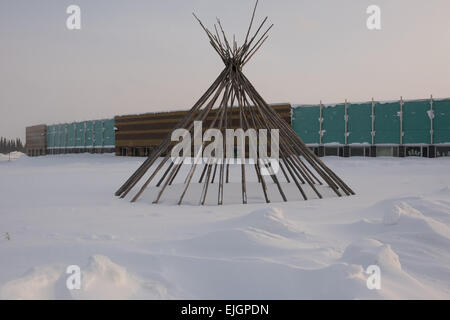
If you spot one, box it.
[1,0,449,140]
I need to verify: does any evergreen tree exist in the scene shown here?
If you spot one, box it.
[0,136,25,154]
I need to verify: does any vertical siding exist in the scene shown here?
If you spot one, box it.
[403,100,431,144]
[292,106,320,144]
[322,104,345,145]
[75,122,84,147]
[57,124,65,148]
[103,119,115,147]
[374,101,401,144]
[42,119,114,153]
[293,98,450,146]
[347,103,372,144]
[93,120,103,147]
[47,125,55,149]
[67,123,76,147]
[434,99,450,144]
[85,121,94,147]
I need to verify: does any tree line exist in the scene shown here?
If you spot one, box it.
[0,137,25,154]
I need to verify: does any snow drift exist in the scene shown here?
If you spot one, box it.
[0,154,449,299]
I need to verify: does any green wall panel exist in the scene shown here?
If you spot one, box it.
[63,124,69,147]
[53,126,58,148]
[57,125,65,148]
[434,99,450,144]
[347,103,372,144]
[53,125,57,148]
[54,125,60,148]
[374,101,400,144]
[93,121,103,147]
[46,119,114,150]
[85,121,94,147]
[75,122,85,147]
[322,104,345,144]
[292,106,320,144]
[403,100,431,144]
[67,123,76,147]
[51,125,57,148]
[45,125,51,148]
[103,119,115,146]
[59,124,65,148]
[46,125,55,148]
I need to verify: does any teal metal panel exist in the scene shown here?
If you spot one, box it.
[67,123,76,147]
[53,125,59,148]
[403,100,431,144]
[347,103,372,144]
[374,101,400,144]
[434,99,450,144]
[75,122,85,147]
[103,119,115,147]
[85,121,94,147]
[292,106,320,144]
[46,125,55,148]
[57,124,64,148]
[45,125,50,148]
[52,125,57,148]
[62,124,68,148]
[322,104,345,144]
[57,125,64,148]
[93,120,103,147]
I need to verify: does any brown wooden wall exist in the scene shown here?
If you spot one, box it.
[115,103,291,156]
[26,124,47,156]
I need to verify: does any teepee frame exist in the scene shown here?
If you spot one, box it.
[115,0,355,205]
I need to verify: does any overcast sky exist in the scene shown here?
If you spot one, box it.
[1,0,449,140]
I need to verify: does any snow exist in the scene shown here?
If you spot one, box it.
[0,152,24,162]
[0,154,449,299]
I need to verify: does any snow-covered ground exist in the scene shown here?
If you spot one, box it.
[0,152,24,162]
[0,153,449,299]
